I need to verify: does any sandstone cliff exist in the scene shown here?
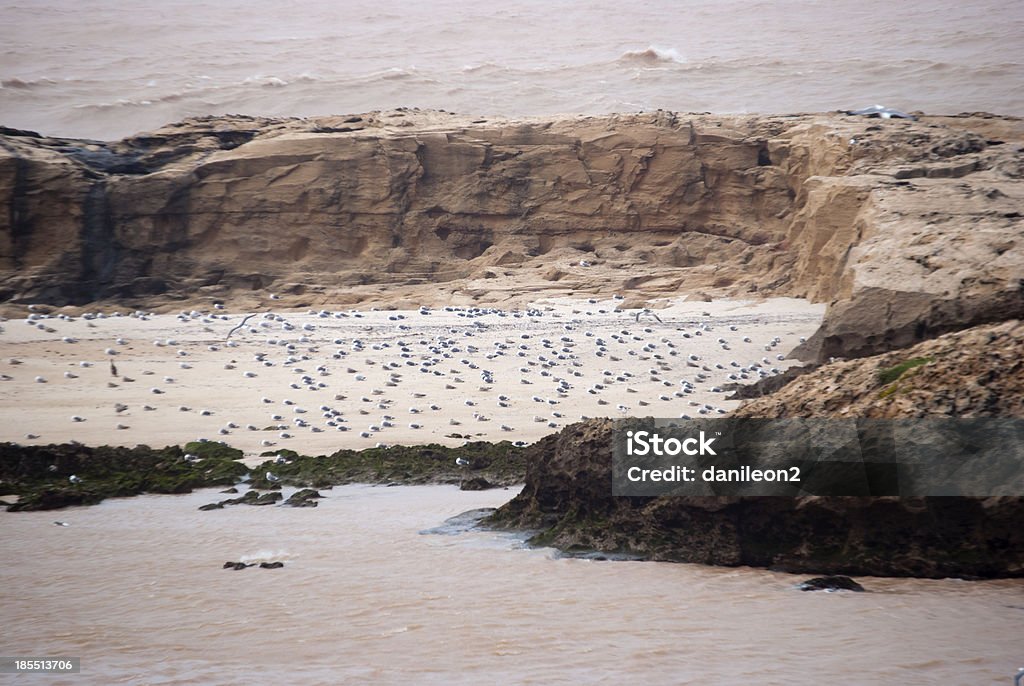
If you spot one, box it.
[487,321,1024,578]
[1,110,1021,360]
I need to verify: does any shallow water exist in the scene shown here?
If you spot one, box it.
[1,485,1021,684]
[1,0,1022,139]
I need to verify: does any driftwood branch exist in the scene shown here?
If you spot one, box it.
[634,309,663,324]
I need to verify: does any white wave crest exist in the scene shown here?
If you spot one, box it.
[618,45,686,65]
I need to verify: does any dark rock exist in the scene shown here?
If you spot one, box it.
[798,576,866,592]
[486,419,1024,579]
[283,488,322,507]
[259,561,285,569]
[246,441,526,490]
[0,441,247,511]
[220,487,238,494]
[459,476,495,491]
[252,491,282,506]
[223,561,253,570]
[6,486,104,511]
[204,489,282,509]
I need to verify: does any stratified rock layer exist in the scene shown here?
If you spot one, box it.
[488,321,1024,578]
[2,110,1021,360]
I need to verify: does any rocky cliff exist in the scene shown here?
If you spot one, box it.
[488,320,1024,578]
[2,110,1021,360]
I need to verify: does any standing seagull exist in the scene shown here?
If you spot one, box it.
[265,471,281,483]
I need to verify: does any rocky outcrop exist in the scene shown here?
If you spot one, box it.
[3,440,527,511]
[200,490,283,509]
[735,319,1023,418]
[282,488,322,507]
[1,440,247,511]
[2,111,1021,360]
[487,322,1024,578]
[247,441,526,489]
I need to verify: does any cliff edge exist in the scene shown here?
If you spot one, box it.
[2,110,1021,361]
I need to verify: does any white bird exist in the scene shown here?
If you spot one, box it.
[455,457,470,467]
[266,471,281,483]
[69,474,82,484]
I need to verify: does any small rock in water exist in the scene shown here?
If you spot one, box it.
[259,561,285,569]
[283,488,322,507]
[797,575,866,592]
[222,561,253,570]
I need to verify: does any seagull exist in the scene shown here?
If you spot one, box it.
[265,471,281,483]
[844,104,916,120]
[455,457,470,467]
[69,475,82,484]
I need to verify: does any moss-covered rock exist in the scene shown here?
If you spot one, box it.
[3,439,527,511]
[248,441,526,489]
[486,419,1024,579]
[283,488,322,507]
[1,441,247,511]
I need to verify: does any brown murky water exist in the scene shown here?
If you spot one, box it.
[2,485,1021,684]
[1,0,1022,139]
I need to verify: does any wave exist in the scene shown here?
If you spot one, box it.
[461,61,509,74]
[617,46,686,65]
[238,549,293,564]
[241,73,320,88]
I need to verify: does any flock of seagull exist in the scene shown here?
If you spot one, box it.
[1,298,815,455]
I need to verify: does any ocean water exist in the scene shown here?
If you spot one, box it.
[1,0,1022,140]
[2,485,1022,684]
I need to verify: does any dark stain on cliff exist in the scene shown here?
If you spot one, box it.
[76,180,119,303]
[4,151,34,270]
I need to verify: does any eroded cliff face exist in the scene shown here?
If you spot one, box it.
[1,110,1021,360]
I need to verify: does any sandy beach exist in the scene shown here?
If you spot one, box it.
[0,296,822,459]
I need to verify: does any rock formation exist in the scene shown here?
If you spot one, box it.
[2,110,1021,360]
[487,321,1024,578]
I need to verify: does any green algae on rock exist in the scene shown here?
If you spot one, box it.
[0,441,247,511]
